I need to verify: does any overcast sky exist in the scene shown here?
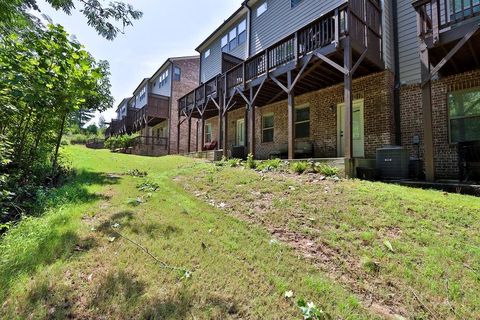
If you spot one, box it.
[35,0,241,125]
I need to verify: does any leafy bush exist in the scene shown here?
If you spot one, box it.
[226,158,242,167]
[105,134,138,151]
[314,164,340,177]
[69,134,89,145]
[126,169,148,177]
[0,136,13,218]
[245,153,256,169]
[290,161,309,174]
[256,158,282,171]
[137,181,159,192]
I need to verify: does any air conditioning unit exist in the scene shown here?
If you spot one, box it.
[376,146,410,179]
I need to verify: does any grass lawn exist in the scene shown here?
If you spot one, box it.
[1,145,479,319]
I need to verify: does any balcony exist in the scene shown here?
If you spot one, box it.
[133,94,170,130]
[179,0,383,118]
[414,0,480,76]
[178,75,221,119]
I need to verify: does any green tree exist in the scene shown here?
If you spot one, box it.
[85,124,98,135]
[0,0,143,40]
[71,109,96,130]
[0,23,113,176]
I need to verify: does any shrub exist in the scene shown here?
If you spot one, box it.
[314,163,340,177]
[290,161,309,174]
[245,153,256,169]
[256,158,282,171]
[105,134,138,151]
[69,134,89,145]
[226,158,242,167]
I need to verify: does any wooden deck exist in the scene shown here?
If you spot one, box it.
[413,0,480,181]
[177,0,383,177]
[133,94,170,130]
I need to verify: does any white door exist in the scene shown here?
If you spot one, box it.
[337,100,365,158]
[236,119,245,146]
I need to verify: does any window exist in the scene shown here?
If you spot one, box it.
[448,88,480,143]
[139,86,147,100]
[157,69,169,87]
[295,105,310,139]
[204,49,211,59]
[257,2,267,17]
[205,123,212,143]
[452,0,480,17]
[173,66,181,81]
[229,27,237,51]
[262,114,274,143]
[291,0,304,8]
[221,35,228,52]
[221,19,247,53]
[238,19,247,45]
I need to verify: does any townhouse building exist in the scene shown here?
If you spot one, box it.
[178,0,480,181]
[107,56,200,156]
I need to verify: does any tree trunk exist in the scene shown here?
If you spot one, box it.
[52,110,67,175]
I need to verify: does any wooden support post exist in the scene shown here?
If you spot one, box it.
[218,106,222,151]
[200,117,205,152]
[344,35,355,178]
[187,117,192,154]
[222,111,228,158]
[177,114,181,154]
[195,120,199,152]
[420,43,435,182]
[244,107,249,156]
[287,71,295,160]
[248,88,255,157]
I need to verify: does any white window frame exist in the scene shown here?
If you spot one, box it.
[448,88,480,143]
[221,35,228,52]
[295,104,310,139]
[257,2,268,17]
[173,66,181,81]
[204,49,211,59]
[205,123,212,143]
[221,19,247,53]
[262,113,274,143]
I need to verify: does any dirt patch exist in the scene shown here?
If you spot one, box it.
[178,169,410,319]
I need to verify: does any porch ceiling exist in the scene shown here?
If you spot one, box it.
[227,48,383,110]
[429,30,480,77]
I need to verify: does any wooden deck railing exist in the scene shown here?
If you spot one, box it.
[415,0,480,38]
[179,0,382,114]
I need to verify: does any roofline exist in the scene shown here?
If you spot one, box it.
[195,2,248,52]
[149,55,200,81]
[115,97,132,111]
[132,78,150,95]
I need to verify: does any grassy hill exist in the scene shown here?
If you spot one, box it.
[1,145,479,319]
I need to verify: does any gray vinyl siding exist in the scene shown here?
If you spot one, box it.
[250,0,347,56]
[200,14,248,83]
[382,0,394,70]
[151,64,172,97]
[397,0,421,84]
[200,45,222,83]
[134,84,148,109]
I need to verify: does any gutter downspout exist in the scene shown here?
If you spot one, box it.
[243,0,252,58]
[392,0,402,146]
[167,61,173,155]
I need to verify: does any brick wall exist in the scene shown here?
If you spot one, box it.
[227,108,247,149]
[400,68,480,179]
[170,58,200,154]
[203,115,220,150]
[246,71,395,160]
